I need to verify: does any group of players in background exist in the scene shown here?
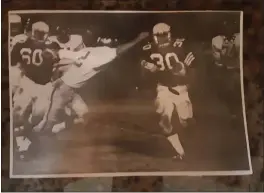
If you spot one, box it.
[9,14,240,161]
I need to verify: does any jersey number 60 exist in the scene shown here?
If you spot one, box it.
[20,48,43,66]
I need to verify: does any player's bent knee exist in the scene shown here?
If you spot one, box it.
[177,101,193,121]
[155,98,173,115]
[159,115,173,135]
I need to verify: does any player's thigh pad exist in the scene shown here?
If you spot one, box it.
[71,93,89,118]
[10,66,23,94]
[155,88,174,116]
[35,82,53,100]
[174,91,193,120]
[30,96,50,126]
[13,87,32,122]
[27,83,53,124]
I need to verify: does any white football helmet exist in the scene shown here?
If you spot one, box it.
[32,21,49,42]
[153,23,171,48]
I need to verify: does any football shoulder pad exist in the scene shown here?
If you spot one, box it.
[69,35,85,51]
[70,34,83,44]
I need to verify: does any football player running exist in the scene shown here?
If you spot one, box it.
[212,21,240,121]
[140,23,195,159]
[33,31,150,135]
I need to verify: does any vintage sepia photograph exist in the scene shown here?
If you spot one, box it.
[9,10,251,178]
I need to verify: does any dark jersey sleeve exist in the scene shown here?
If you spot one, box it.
[11,42,23,66]
[172,38,196,68]
[140,42,153,63]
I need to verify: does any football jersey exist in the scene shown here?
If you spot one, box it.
[11,36,60,85]
[48,34,85,51]
[60,46,117,88]
[141,38,195,87]
[212,33,240,69]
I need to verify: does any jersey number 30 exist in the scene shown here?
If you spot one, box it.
[150,52,182,71]
[20,48,43,66]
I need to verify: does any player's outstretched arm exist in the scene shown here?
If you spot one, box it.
[116,32,149,56]
[58,49,81,60]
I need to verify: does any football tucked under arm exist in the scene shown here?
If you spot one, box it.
[141,60,159,73]
[171,61,186,76]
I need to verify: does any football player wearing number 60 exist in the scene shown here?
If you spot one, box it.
[33,31,150,134]
[140,23,196,159]
[11,21,63,159]
[11,21,61,128]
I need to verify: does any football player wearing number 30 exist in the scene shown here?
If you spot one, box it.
[140,23,196,159]
[33,31,150,135]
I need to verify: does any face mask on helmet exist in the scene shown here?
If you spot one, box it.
[153,23,171,48]
[31,21,49,42]
[57,26,70,43]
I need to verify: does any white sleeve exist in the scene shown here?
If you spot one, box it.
[71,35,85,51]
[88,47,117,68]
[58,49,81,60]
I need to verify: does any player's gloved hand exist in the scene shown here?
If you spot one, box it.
[141,60,158,72]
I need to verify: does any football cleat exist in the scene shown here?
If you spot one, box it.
[172,153,184,160]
